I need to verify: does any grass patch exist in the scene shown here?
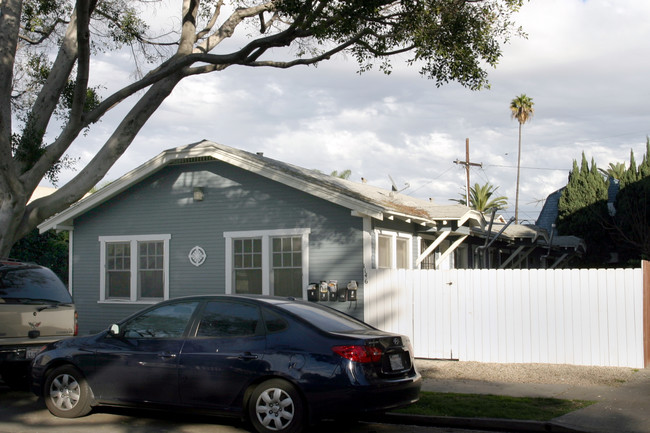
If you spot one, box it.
[395,392,595,421]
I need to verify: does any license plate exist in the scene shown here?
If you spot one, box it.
[389,353,404,371]
[26,347,41,359]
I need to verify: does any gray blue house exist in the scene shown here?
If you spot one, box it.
[40,140,582,334]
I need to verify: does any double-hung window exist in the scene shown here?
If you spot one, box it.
[233,238,263,295]
[375,230,412,269]
[225,229,309,298]
[272,236,303,297]
[100,235,171,303]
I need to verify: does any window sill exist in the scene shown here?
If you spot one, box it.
[98,299,163,305]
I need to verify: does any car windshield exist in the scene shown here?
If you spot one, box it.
[278,303,374,333]
[0,267,72,304]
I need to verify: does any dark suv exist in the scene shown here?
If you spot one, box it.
[0,259,77,389]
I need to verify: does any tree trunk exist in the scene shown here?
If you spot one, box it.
[0,193,28,257]
[515,121,522,224]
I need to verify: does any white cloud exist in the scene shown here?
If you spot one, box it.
[44,0,650,223]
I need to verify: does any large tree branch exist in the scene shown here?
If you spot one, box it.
[19,8,80,173]
[21,73,184,239]
[69,0,95,121]
[196,0,225,41]
[179,0,200,55]
[20,0,101,193]
[0,0,23,202]
[196,1,276,54]
[0,0,22,154]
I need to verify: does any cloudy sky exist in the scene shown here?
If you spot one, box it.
[49,0,650,224]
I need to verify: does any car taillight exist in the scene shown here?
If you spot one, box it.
[332,345,383,363]
[74,311,78,336]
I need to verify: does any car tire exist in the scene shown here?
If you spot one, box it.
[248,379,305,433]
[43,365,92,418]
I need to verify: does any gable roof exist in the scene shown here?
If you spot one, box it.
[535,188,587,253]
[39,140,482,232]
[536,188,562,233]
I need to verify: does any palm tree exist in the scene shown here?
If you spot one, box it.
[598,162,627,181]
[510,94,535,223]
[451,182,508,212]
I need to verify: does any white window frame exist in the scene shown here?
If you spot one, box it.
[99,234,171,304]
[374,229,412,269]
[224,228,310,298]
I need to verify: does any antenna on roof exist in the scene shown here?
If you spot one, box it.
[388,174,410,196]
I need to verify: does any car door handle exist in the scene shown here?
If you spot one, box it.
[158,352,177,359]
[238,352,258,361]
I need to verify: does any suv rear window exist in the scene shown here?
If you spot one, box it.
[0,267,72,304]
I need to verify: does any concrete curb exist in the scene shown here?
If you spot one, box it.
[378,412,589,433]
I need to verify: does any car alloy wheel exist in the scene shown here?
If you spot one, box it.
[249,379,304,433]
[44,365,92,418]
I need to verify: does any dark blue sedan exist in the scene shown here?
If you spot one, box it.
[31,295,421,433]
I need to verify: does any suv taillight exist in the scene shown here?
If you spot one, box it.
[332,345,383,363]
[74,311,78,336]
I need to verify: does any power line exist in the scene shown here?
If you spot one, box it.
[409,164,456,194]
[487,164,567,171]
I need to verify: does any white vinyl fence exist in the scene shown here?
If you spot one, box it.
[364,267,646,368]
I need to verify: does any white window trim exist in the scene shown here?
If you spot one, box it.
[374,229,413,269]
[99,234,171,304]
[224,228,310,298]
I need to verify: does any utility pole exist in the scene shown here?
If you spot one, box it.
[453,138,482,208]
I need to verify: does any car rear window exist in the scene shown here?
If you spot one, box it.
[278,303,374,333]
[0,267,73,304]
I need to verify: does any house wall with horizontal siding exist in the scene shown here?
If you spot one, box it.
[71,160,364,334]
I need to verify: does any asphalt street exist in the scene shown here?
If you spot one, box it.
[0,385,498,433]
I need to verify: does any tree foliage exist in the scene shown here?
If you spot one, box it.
[451,182,508,212]
[509,93,534,124]
[611,139,650,263]
[0,0,527,255]
[557,140,650,267]
[556,153,610,266]
[9,229,69,283]
[331,169,352,180]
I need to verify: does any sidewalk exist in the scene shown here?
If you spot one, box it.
[385,368,650,433]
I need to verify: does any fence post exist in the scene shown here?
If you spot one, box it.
[644,260,650,368]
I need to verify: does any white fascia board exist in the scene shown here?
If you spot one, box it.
[351,210,384,220]
[384,211,433,226]
[459,210,482,226]
[208,146,386,219]
[384,209,480,228]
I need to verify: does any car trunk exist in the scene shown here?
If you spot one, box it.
[331,331,414,378]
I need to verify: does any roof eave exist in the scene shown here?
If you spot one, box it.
[39,141,389,232]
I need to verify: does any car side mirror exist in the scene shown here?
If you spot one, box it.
[108,324,121,336]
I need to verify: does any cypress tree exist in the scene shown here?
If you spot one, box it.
[557,153,610,266]
[613,139,650,263]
